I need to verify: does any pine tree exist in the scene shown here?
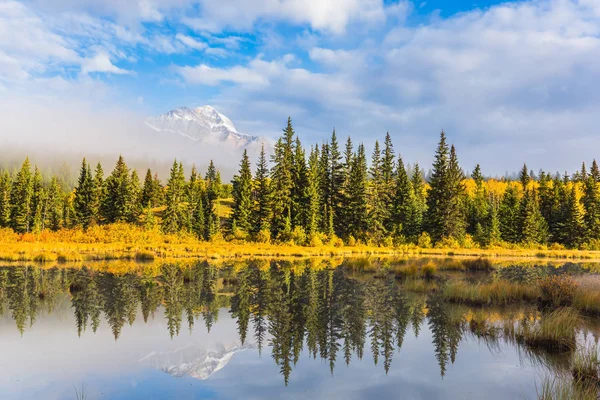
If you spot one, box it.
[46,177,63,231]
[346,144,368,240]
[591,160,600,183]
[0,172,12,227]
[486,201,501,245]
[426,132,465,242]
[252,144,271,235]
[392,156,413,238]
[520,188,547,244]
[231,150,253,234]
[381,133,396,232]
[101,156,132,223]
[565,185,584,248]
[329,130,344,236]
[270,119,295,239]
[446,145,466,239]
[410,164,426,236]
[306,146,321,236]
[582,174,600,241]
[499,185,521,243]
[468,164,488,236]
[91,163,105,224]
[31,167,45,233]
[129,169,141,224]
[141,169,155,207]
[10,157,33,233]
[368,141,388,243]
[163,160,185,234]
[74,158,94,228]
[519,163,530,189]
[291,137,311,231]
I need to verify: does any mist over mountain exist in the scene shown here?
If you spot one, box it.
[0,99,270,181]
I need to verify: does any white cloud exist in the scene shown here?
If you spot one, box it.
[185,0,389,34]
[177,63,268,86]
[175,33,207,51]
[81,52,130,75]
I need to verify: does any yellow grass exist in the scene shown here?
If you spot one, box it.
[2,224,600,263]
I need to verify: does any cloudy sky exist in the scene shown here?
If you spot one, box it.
[1,0,599,175]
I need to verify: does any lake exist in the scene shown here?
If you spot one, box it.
[0,258,599,399]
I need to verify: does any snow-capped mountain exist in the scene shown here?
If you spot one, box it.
[145,105,260,148]
[139,343,254,380]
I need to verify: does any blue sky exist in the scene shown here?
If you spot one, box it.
[1,0,600,174]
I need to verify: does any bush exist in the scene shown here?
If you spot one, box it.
[382,236,394,248]
[539,275,578,307]
[417,232,432,249]
[291,226,307,246]
[232,227,248,241]
[329,235,344,248]
[308,233,323,247]
[347,236,356,246]
[254,229,271,244]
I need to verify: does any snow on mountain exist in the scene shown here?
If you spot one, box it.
[139,343,254,380]
[145,105,260,148]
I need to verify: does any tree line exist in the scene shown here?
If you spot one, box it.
[1,117,599,249]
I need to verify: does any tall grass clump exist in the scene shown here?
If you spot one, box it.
[537,376,599,400]
[539,275,578,307]
[572,344,600,385]
[517,308,580,351]
[442,280,539,306]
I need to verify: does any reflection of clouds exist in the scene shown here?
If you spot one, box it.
[139,343,255,380]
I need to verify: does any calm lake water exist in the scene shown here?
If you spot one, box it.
[0,258,599,400]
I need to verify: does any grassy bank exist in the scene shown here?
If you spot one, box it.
[3,224,600,262]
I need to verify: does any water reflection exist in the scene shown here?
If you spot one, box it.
[0,259,599,389]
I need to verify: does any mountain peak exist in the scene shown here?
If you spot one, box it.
[145,105,257,147]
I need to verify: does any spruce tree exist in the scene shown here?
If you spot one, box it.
[499,185,521,243]
[31,167,45,233]
[163,160,185,234]
[346,144,368,240]
[101,155,132,224]
[565,185,584,248]
[0,172,12,227]
[468,164,488,236]
[306,145,321,236]
[368,141,387,242]
[231,150,253,234]
[74,158,94,228]
[392,156,413,238]
[141,169,155,207]
[410,164,426,236]
[382,133,396,232]
[446,145,466,240]
[270,120,295,239]
[252,144,271,235]
[91,163,105,224]
[10,157,33,233]
[591,160,600,183]
[329,130,344,236]
[46,177,63,231]
[520,188,547,244]
[582,174,600,241]
[129,169,142,224]
[291,137,311,231]
[426,132,465,242]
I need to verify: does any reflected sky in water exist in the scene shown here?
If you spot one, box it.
[0,259,598,399]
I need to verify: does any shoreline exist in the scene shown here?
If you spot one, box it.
[2,240,600,263]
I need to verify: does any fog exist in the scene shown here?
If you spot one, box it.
[0,97,260,181]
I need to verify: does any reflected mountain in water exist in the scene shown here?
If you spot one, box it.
[140,343,254,380]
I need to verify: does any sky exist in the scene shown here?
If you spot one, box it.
[1,0,600,175]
